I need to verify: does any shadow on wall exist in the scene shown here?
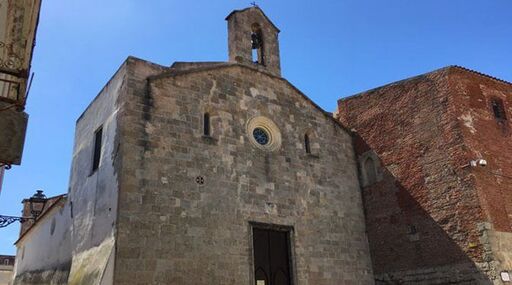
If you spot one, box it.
[354,135,493,285]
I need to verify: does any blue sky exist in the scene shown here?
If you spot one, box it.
[1,0,511,254]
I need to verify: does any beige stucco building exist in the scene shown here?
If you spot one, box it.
[13,195,71,284]
[0,255,15,285]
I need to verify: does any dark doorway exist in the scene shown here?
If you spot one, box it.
[252,227,292,285]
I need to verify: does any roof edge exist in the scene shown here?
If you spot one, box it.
[14,195,68,246]
[339,65,512,104]
[337,67,447,103]
[76,56,168,124]
[148,62,352,134]
[450,65,512,86]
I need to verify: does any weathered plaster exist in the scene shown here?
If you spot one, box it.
[13,200,71,285]
[66,60,127,284]
[67,237,114,285]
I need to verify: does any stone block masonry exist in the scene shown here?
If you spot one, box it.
[111,59,374,284]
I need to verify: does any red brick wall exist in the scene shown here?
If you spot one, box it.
[336,67,498,282]
[449,68,512,233]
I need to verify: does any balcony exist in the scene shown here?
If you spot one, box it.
[0,0,41,166]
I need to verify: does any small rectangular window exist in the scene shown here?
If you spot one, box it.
[304,134,311,154]
[491,98,507,120]
[203,113,210,136]
[92,127,103,172]
[407,224,417,235]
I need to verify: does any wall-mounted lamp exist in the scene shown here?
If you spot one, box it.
[462,159,488,168]
[0,190,47,228]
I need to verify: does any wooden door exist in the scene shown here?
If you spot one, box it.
[253,228,292,285]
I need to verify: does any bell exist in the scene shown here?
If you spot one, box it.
[251,32,261,49]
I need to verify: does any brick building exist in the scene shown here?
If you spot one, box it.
[337,66,512,284]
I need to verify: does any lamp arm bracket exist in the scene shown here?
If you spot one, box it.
[0,215,33,228]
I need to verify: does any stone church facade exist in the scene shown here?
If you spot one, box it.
[11,6,512,285]
[64,6,373,285]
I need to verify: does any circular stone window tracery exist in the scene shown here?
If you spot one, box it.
[253,128,269,145]
[246,116,282,151]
